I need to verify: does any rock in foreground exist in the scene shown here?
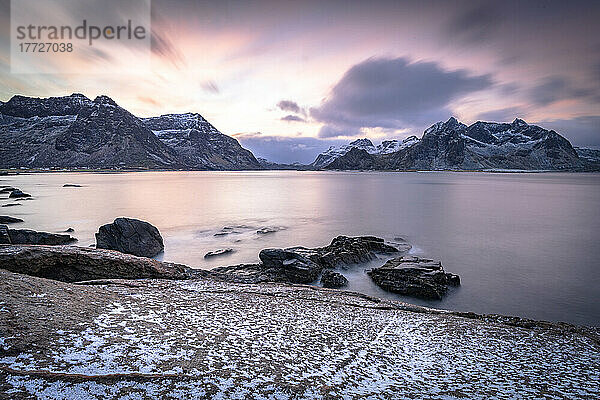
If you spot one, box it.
[0,245,195,282]
[0,216,23,224]
[0,269,597,399]
[320,269,348,288]
[0,225,76,245]
[96,217,164,257]
[213,236,403,284]
[368,256,460,300]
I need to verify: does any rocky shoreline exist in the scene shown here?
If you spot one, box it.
[0,212,598,398]
[0,261,598,398]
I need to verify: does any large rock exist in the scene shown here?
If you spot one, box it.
[367,256,460,300]
[258,248,322,284]
[8,189,31,198]
[0,216,23,224]
[308,235,403,268]
[213,236,403,284]
[96,217,164,257]
[0,225,76,245]
[320,269,348,288]
[0,245,195,282]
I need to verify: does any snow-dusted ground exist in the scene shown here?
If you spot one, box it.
[1,269,598,399]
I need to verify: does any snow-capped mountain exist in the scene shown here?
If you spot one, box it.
[311,137,420,168]
[0,94,260,170]
[575,147,600,164]
[143,113,261,170]
[376,136,420,154]
[325,117,587,171]
[311,139,378,168]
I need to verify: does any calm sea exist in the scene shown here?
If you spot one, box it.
[2,171,599,326]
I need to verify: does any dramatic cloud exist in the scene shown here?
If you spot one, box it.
[281,114,306,122]
[445,3,504,45]
[277,100,303,114]
[310,57,492,138]
[477,107,528,123]
[236,132,347,164]
[539,116,600,148]
[529,76,594,106]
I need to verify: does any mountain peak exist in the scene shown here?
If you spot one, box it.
[444,116,463,128]
[512,118,528,127]
[349,138,374,147]
[93,95,118,107]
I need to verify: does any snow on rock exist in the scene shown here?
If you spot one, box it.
[0,269,598,399]
[312,137,420,168]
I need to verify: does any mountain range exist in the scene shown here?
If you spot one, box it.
[0,94,260,170]
[316,117,597,171]
[0,94,597,171]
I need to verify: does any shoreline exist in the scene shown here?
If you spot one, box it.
[3,168,600,175]
[1,266,598,398]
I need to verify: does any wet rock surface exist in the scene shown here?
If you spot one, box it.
[0,226,76,245]
[320,269,348,288]
[96,217,164,258]
[0,245,196,282]
[0,269,598,399]
[204,248,234,258]
[368,256,460,300]
[8,189,31,198]
[213,236,402,284]
[0,216,23,224]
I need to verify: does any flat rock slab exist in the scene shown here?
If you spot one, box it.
[0,269,598,399]
[0,245,195,282]
[368,256,460,300]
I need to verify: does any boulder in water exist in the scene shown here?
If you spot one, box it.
[95,217,164,258]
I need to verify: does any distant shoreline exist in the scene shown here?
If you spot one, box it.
[2,168,600,175]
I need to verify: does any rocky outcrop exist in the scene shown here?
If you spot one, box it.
[213,236,403,284]
[0,93,91,118]
[96,217,164,258]
[8,189,31,198]
[320,269,348,288]
[0,225,76,245]
[0,216,23,224]
[204,248,234,258]
[367,256,460,300]
[0,245,194,282]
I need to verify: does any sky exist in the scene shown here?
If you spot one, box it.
[0,0,599,163]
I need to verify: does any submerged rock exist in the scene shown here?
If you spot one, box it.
[367,256,460,300]
[0,245,195,282]
[96,217,164,258]
[213,236,401,285]
[204,248,234,258]
[0,225,76,245]
[0,187,17,194]
[0,216,23,224]
[257,227,279,235]
[8,189,31,198]
[320,269,348,288]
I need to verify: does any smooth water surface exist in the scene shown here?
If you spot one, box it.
[2,171,599,326]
